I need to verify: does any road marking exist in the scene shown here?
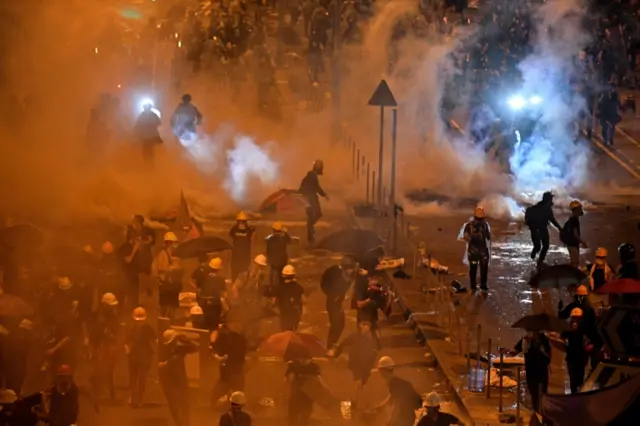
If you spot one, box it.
[616,126,640,150]
[590,133,640,180]
[451,117,640,179]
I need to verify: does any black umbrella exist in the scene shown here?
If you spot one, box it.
[174,236,232,259]
[511,313,571,332]
[528,265,587,290]
[315,229,384,258]
[0,224,44,248]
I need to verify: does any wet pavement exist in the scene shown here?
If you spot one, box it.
[72,220,465,425]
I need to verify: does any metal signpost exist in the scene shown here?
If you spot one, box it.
[600,306,640,357]
[367,79,397,206]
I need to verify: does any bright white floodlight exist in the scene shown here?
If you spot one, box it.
[507,96,527,110]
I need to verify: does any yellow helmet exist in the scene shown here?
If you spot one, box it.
[272,222,283,231]
[209,257,223,270]
[132,307,147,321]
[101,241,114,254]
[282,265,296,276]
[569,200,582,210]
[595,247,608,258]
[570,307,583,317]
[236,211,248,221]
[474,207,485,219]
[575,285,588,296]
[164,232,178,242]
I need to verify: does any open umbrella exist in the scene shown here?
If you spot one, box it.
[512,313,571,332]
[528,265,587,289]
[596,278,640,294]
[315,229,384,258]
[174,236,232,259]
[258,189,309,215]
[0,293,33,318]
[259,331,326,359]
[0,224,44,248]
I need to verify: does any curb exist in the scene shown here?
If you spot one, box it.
[391,280,477,426]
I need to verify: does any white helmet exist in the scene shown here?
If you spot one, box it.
[101,292,118,306]
[230,391,246,406]
[254,254,267,266]
[19,319,34,331]
[162,329,178,344]
[282,265,296,276]
[190,305,204,316]
[209,257,223,270]
[164,232,178,242]
[424,391,441,408]
[377,356,395,370]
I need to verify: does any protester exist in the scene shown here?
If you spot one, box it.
[374,356,423,426]
[229,212,256,280]
[218,391,252,426]
[525,192,562,267]
[322,257,355,355]
[125,307,156,408]
[514,330,551,412]
[417,392,461,426]
[461,206,491,292]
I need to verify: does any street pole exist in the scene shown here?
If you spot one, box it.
[391,108,398,253]
[331,0,342,146]
[377,106,385,205]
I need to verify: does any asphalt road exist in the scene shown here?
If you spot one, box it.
[70,220,466,426]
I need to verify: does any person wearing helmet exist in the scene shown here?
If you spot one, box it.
[524,191,562,266]
[229,212,256,280]
[89,292,121,402]
[462,206,491,292]
[42,364,98,426]
[188,305,207,330]
[266,222,294,290]
[322,257,356,355]
[134,101,163,163]
[99,240,124,314]
[117,225,144,309]
[170,93,203,142]
[218,391,252,426]
[298,159,328,244]
[417,392,461,425]
[559,284,601,370]
[561,308,590,393]
[373,355,423,426]
[131,215,155,275]
[125,307,156,408]
[153,232,183,319]
[158,331,198,426]
[277,265,305,331]
[230,254,268,348]
[513,330,551,413]
[588,247,613,307]
[559,200,587,267]
[617,242,638,280]
[199,257,229,332]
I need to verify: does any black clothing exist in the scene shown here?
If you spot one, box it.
[278,279,304,331]
[126,322,156,406]
[618,260,640,280]
[515,334,551,412]
[229,224,255,280]
[48,384,79,426]
[416,412,460,426]
[321,265,351,348]
[266,233,292,268]
[562,328,589,393]
[286,361,321,426]
[199,273,227,331]
[561,216,581,247]
[526,201,560,263]
[211,328,248,403]
[299,170,326,243]
[335,331,377,383]
[464,220,490,290]
[530,227,550,263]
[386,376,423,426]
[219,410,252,426]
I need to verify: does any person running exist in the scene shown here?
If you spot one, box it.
[525,192,561,266]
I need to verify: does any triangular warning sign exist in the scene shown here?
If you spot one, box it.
[368,79,397,107]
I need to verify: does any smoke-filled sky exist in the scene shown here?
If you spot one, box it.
[0,0,627,226]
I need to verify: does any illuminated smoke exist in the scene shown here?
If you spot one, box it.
[509,0,592,193]
[224,135,279,204]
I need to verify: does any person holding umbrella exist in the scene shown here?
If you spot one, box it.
[229,212,255,281]
[513,329,552,412]
[558,284,600,370]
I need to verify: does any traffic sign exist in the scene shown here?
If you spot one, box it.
[600,307,640,357]
[368,79,398,107]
